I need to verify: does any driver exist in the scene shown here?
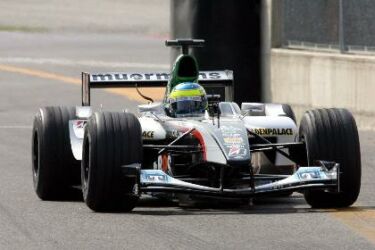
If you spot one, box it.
[165,82,208,118]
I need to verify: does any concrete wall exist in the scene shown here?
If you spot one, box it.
[269,49,375,130]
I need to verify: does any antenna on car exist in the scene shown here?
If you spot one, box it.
[165,39,205,55]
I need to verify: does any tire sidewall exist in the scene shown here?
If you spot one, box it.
[81,112,142,212]
[32,111,43,192]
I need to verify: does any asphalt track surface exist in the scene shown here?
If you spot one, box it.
[0,32,375,250]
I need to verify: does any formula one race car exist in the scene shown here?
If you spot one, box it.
[32,39,361,212]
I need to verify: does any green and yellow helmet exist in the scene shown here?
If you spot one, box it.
[166,82,208,117]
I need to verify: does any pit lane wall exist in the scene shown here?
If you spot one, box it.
[268,49,375,130]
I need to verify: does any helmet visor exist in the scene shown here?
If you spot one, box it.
[170,98,205,117]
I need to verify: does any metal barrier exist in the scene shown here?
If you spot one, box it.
[273,0,375,54]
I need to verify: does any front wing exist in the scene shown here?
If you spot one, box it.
[124,164,339,198]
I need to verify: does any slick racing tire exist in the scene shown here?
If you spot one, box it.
[81,112,142,212]
[298,108,361,208]
[32,106,80,200]
[281,104,296,124]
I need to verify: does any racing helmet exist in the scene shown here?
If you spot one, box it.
[166,82,208,117]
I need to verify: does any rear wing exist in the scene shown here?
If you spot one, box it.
[81,71,234,106]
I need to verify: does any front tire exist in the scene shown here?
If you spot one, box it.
[81,112,142,212]
[32,106,80,200]
[298,108,361,208]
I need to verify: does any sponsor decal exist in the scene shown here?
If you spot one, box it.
[142,131,154,139]
[227,144,247,158]
[220,125,242,133]
[223,136,243,144]
[250,128,293,136]
[298,170,321,180]
[145,174,167,182]
[91,73,170,81]
[166,130,182,138]
[198,72,221,79]
[90,71,232,82]
[228,144,241,156]
[74,120,86,129]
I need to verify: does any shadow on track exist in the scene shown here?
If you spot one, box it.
[132,194,375,216]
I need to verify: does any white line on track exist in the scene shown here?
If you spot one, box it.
[0,57,169,70]
[0,125,32,129]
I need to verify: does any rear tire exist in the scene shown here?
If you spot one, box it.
[298,108,361,208]
[32,106,80,200]
[81,112,142,212]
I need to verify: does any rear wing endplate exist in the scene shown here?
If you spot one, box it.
[81,71,234,106]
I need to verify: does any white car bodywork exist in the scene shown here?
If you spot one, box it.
[69,102,297,173]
